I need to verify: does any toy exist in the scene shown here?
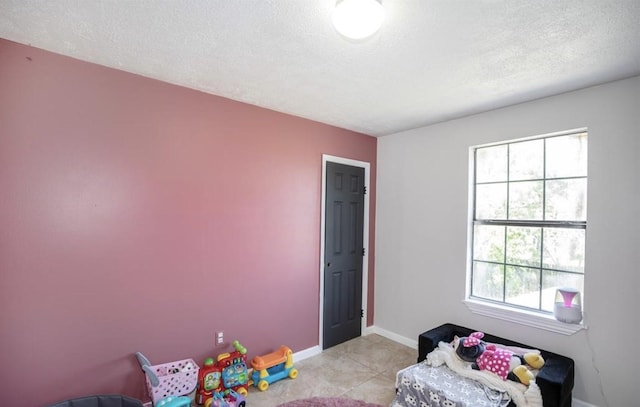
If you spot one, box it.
[196,340,249,406]
[453,331,544,385]
[208,389,246,407]
[155,396,191,407]
[251,345,298,391]
[196,358,221,405]
[135,352,199,405]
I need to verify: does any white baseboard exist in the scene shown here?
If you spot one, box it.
[572,399,598,407]
[366,325,418,349]
[294,326,416,364]
[292,344,322,362]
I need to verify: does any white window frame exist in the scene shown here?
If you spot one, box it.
[464,128,588,335]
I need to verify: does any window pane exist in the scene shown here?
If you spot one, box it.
[506,227,541,267]
[476,183,507,219]
[508,181,543,220]
[542,228,585,272]
[472,261,504,301]
[505,266,541,309]
[476,145,507,183]
[474,225,505,263]
[545,178,587,221]
[546,133,588,178]
[509,139,544,181]
[541,271,584,312]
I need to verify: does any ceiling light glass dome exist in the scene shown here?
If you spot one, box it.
[332,0,385,40]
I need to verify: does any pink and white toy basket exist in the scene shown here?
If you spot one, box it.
[135,352,199,405]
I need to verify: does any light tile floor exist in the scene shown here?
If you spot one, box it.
[245,334,416,407]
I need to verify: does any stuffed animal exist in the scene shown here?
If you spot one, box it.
[453,331,544,385]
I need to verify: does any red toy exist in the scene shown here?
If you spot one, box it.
[196,340,249,407]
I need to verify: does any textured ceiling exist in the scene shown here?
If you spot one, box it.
[1,0,639,136]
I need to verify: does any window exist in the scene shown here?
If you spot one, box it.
[468,130,587,315]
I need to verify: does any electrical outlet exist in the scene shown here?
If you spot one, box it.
[216,331,224,345]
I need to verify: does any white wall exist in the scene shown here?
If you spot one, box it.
[374,76,639,406]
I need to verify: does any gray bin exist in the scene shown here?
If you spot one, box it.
[47,395,143,407]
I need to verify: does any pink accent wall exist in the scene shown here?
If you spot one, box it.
[0,39,376,407]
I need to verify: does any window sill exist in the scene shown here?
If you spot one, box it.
[463,299,586,335]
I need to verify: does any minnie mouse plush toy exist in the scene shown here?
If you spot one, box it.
[454,332,544,385]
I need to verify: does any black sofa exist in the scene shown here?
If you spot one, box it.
[418,323,575,407]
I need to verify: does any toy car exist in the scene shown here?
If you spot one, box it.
[207,389,245,407]
[251,345,298,391]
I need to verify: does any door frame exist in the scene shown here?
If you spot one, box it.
[319,154,370,349]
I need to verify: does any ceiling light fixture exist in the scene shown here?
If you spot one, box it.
[332,0,385,40]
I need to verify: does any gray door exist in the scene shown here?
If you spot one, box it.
[323,161,365,349]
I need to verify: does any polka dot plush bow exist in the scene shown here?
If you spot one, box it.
[463,331,485,347]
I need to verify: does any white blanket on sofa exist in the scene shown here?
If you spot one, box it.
[426,342,543,407]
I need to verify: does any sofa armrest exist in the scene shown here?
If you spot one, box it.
[536,356,575,407]
[417,323,457,363]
